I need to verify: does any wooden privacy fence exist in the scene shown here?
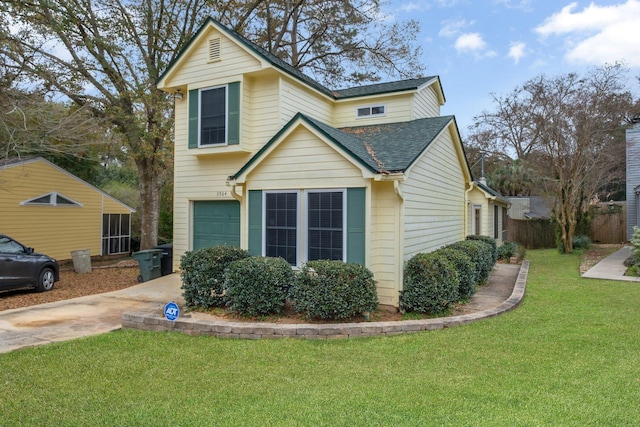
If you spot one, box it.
[506,218,556,249]
[589,202,626,244]
[506,202,627,248]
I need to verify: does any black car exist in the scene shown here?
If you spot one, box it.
[0,234,59,292]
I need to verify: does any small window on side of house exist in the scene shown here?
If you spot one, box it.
[356,105,386,118]
[20,192,81,207]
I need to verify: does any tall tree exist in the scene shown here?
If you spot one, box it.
[1,0,423,248]
[226,0,423,86]
[468,64,634,253]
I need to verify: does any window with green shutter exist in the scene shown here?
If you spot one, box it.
[255,188,366,266]
[188,82,240,149]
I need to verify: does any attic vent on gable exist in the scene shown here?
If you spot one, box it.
[208,38,221,62]
[20,192,82,207]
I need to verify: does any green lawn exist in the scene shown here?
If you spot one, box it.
[2,249,640,426]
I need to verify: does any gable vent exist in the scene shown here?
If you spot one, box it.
[208,38,221,62]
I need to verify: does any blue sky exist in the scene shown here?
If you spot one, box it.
[384,0,640,134]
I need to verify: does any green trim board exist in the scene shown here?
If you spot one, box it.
[248,190,263,256]
[346,188,366,265]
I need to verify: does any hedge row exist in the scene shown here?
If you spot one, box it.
[399,236,497,315]
[180,246,377,320]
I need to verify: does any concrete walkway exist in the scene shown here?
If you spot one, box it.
[1,261,527,352]
[582,246,640,282]
[0,274,184,353]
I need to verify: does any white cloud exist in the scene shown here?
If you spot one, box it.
[535,0,640,67]
[454,33,498,58]
[399,1,432,12]
[455,33,486,51]
[439,19,473,37]
[508,41,526,64]
[493,0,533,11]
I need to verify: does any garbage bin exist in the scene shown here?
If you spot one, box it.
[154,243,174,276]
[132,249,163,282]
[70,249,92,274]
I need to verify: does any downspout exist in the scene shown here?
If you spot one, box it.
[226,178,243,202]
[465,182,474,238]
[394,179,405,307]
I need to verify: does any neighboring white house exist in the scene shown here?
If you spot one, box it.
[626,122,640,240]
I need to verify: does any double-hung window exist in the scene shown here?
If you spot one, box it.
[264,190,346,266]
[199,85,227,146]
[188,82,240,148]
[265,192,299,265]
[307,191,344,261]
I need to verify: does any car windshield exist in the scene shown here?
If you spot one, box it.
[0,236,26,254]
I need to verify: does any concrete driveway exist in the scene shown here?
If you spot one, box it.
[0,274,183,353]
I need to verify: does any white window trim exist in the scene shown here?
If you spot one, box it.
[263,190,301,266]
[20,191,82,207]
[303,189,347,264]
[356,104,386,119]
[262,189,347,267]
[198,84,229,147]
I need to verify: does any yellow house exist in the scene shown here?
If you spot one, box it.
[0,157,135,261]
[157,18,508,306]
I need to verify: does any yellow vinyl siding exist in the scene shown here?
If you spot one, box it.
[172,151,250,261]
[370,181,402,306]
[401,127,467,258]
[333,93,414,127]
[280,78,332,126]
[0,160,132,260]
[248,75,282,151]
[162,29,262,89]
[245,126,366,189]
[467,187,506,243]
[413,85,441,118]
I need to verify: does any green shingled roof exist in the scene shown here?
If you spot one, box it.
[232,114,456,179]
[333,77,440,99]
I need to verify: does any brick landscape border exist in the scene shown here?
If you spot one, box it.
[121,261,528,339]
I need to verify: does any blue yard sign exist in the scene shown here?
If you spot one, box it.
[164,301,180,321]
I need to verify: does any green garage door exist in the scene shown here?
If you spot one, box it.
[193,201,240,250]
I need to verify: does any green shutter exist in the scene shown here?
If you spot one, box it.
[227,82,240,145]
[188,89,199,149]
[346,188,366,265]
[248,190,263,256]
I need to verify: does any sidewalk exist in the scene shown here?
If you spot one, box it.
[582,246,640,282]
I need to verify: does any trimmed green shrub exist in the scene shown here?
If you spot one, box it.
[466,234,498,264]
[572,235,591,250]
[516,244,526,262]
[497,241,518,262]
[224,257,294,316]
[290,260,378,320]
[400,252,459,314]
[557,233,591,253]
[447,239,494,285]
[438,247,476,301]
[179,246,250,308]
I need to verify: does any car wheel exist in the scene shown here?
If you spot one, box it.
[35,267,56,292]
